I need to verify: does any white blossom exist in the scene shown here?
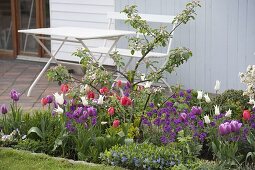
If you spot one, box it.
[214,105,220,116]
[53,92,64,105]
[225,109,232,118]
[204,115,211,124]
[204,93,211,103]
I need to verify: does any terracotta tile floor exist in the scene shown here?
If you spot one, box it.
[0,59,67,111]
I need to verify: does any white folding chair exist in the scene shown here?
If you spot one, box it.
[90,12,176,87]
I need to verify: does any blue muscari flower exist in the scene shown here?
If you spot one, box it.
[133,157,140,167]
[121,156,127,163]
[179,91,184,97]
[149,102,154,108]
[112,152,117,157]
[170,161,176,166]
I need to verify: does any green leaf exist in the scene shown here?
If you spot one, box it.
[27,127,44,139]
[118,131,125,138]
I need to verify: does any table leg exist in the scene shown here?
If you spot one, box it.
[100,36,121,66]
[27,36,68,96]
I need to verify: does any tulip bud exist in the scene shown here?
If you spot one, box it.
[84,84,90,93]
[99,87,109,94]
[243,110,251,121]
[10,89,20,102]
[204,93,211,103]
[204,115,210,124]
[117,80,122,87]
[53,92,64,105]
[97,95,104,105]
[120,96,132,106]
[41,97,48,106]
[197,90,203,100]
[46,95,53,103]
[60,84,69,93]
[87,91,95,99]
[214,80,221,91]
[1,104,7,114]
[180,112,187,121]
[113,119,120,128]
[80,96,88,106]
[108,107,115,116]
[225,109,232,117]
[53,105,63,115]
[214,105,220,115]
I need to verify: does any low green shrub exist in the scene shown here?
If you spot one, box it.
[100,143,201,170]
[213,90,250,119]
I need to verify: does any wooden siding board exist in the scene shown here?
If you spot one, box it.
[237,0,248,89]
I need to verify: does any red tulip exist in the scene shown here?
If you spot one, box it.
[87,91,95,99]
[120,96,132,106]
[108,107,115,116]
[99,87,109,94]
[60,84,69,93]
[117,80,122,87]
[41,97,48,106]
[243,110,251,121]
[113,119,120,128]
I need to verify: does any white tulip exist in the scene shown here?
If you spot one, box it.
[248,97,255,108]
[225,109,232,117]
[85,84,90,93]
[197,90,203,100]
[80,85,85,93]
[204,115,211,124]
[53,92,64,105]
[80,96,88,106]
[214,105,220,115]
[101,121,108,125]
[53,105,63,114]
[97,95,104,105]
[141,74,146,81]
[144,81,153,88]
[204,93,211,103]
[214,80,221,91]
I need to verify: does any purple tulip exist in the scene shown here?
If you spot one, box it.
[219,121,242,136]
[230,120,242,132]
[87,106,97,116]
[1,104,7,114]
[180,112,187,121]
[10,89,20,102]
[46,95,53,103]
[219,124,227,135]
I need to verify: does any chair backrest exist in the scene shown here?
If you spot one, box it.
[106,12,176,55]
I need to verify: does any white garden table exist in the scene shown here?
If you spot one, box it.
[18,27,134,96]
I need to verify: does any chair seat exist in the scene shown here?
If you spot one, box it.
[89,47,168,58]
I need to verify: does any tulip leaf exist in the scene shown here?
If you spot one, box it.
[27,127,44,139]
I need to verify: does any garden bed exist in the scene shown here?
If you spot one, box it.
[1,1,255,170]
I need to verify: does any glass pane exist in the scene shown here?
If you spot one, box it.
[19,0,38,53]
[0,0,13,50]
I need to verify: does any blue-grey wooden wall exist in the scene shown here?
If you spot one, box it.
[116,0,255,93]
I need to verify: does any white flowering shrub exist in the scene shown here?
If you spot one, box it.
[239,65,255,99]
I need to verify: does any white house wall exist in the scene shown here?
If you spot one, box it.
[116,0,255,92]
[49,0,255,92]
[49,0,115,62]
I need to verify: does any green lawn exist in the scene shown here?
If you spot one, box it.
[0,148,124,170]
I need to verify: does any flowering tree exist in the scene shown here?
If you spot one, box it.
[46,1,201,144]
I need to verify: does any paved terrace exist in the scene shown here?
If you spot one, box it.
[0,59,67,111]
